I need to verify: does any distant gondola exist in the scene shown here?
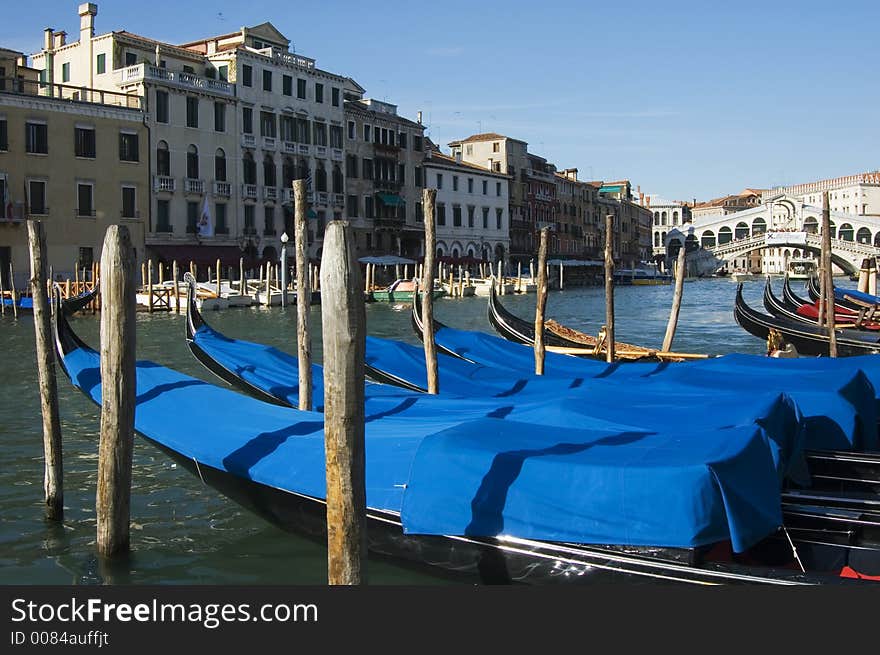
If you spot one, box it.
[763,277,879,331]
[483,281,675,361]
[734,282,880,357]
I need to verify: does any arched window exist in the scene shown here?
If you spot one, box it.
[718,226,733,244]
[214,148,226,182]
[332,165,343,194]
[857,227,871,244]
[315,165,327,192]
[735,222,749,240]
[803,217,818,234]
[654,232,660,247]
[661,211,667,226]
[263,154,276,187]
[672,211,679,225]
[186,144,199,180]
[282,157,295,187]
[839,223,854,241]
[701,230,716,248]
[243,151,256,185]
[751,217,766,235]
[156,140,170,176]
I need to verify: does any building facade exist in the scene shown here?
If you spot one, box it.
[763,171,880,218]
[343,98,426,258]
[423,150,509,263]
[0,64,148,287]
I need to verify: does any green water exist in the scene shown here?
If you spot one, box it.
[0,278,792,584]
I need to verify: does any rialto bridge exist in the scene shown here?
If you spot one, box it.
[652,194,880,275]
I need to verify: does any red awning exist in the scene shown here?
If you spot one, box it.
[146,245,248,267]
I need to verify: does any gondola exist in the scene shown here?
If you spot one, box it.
[734,282,880,358]
[54,292,880,584]
[1,284,97,315]
[485,282,669,361]
[807,275,880,315]
[763,277,878,331]
[184,277,880,538]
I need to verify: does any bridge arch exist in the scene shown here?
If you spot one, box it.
[752,217,766,234]
[734,222,749,240]
[875,232,880,247]
[839,224,854,241]
[857,227,871,244]
[700,230,716,248]
[804,216,818,234]
[718,226,732,244]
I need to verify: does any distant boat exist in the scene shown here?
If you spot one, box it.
[613,263,672,286]
[787,258,818,281]
[370,278,445,302]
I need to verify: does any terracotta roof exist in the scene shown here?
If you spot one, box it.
[427,151,511,177]
[114,31,205,59]
[447,132,526,147]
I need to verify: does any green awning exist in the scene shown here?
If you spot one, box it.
[377,193,405,206]
[307,209,318,219]
[599,185,623,194]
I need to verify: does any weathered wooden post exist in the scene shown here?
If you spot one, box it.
[157,262,164,285]
[239,257,245,294]
[422,188,439,394]
[858,258,870,294]
[147,259,154,313]
[319,220,367,585]
[265,261,271,307]
[27,220,63,520]
[172,260,180,312]
[97,225,137,556]
[604,214,616,363]
[869,257,878,297]
[662,243,687,353]
[534,227,550,375]
[0,266,5,316]
[9,261,18,318]
[294,179,312,411]
[821,191,837,357]
[516,261,522,292]
[140,262,146,288]
[497,259,505,295]
[216,258,222,297]
[559,262,564,291]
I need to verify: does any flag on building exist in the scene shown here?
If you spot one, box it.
[198,195,214,237]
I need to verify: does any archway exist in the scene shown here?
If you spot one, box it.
[803,216,818,234]
[700,230,716,248]
[857,227,871,244]
[735,222,749,240]
[839,223,854,241]
[718,226,732,244]
[654,232,661,247]
[262,246,278,262]
[752,217,766,235]
[874,232,880,247]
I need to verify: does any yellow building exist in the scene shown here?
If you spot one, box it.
[0,57,148,289]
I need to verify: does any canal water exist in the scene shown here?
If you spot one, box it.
[0,277,837,584]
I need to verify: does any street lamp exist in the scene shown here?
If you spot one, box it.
[280,232,289,307]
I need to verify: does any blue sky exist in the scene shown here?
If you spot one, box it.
[3,0,878,201]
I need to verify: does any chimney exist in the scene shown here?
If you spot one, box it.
[417,111,422,125]
[79,3,98,41]
[53,31,67,48]
[44,28,54,51]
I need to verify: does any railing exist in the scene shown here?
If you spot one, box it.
[297,144,310,156]
[315,145,327,158]
[264,187,278,202]
[184,178,205,194]
[153,175,175,192]
[242,184,258,200]
[281,188,294,204]
[283,141,297,154]
[375,178,402,192]
[115,64,232,97]
[1,77,143,109]
[375,142,400,154]
[241,134,256,148]
[317,192,329,205]
[332,193,345,206]
[331,148,344,161]
[213,181,231,197]
[262,137,277,150]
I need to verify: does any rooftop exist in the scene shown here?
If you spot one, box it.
[448,132,526,147]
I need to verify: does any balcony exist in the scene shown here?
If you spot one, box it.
[315,145,327,158]
[306,191,315,203]
[262,137,277,150]
[332,193,345,206]
[213,181,231,197]
[153,175,176,192]
[317,192,328,205]
[242,184,258,201]
[331,148,343,161]
[375,178,402,192]
[241,134,256,149]
[115,64,233,97]
[283,141,297,154]
[375,142,400,154]
[184,178,205,195]
[375,216,404,229]
[297,144,310,156]
[264,187,278,202]
[281,188,294,204]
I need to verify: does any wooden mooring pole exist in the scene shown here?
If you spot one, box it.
[662,244,687,353]
[604,214,616,363]
[421,188,439,394]
[27,220,63,520]
[319,220,367,585]
[858,258,870,294]
[0,264,5,316]
[294,179,312,411]
[96,225,137,556]
[821,191,837,357]
[534,227,549,375]
[172,260,180,312]
[9,261,18,319]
